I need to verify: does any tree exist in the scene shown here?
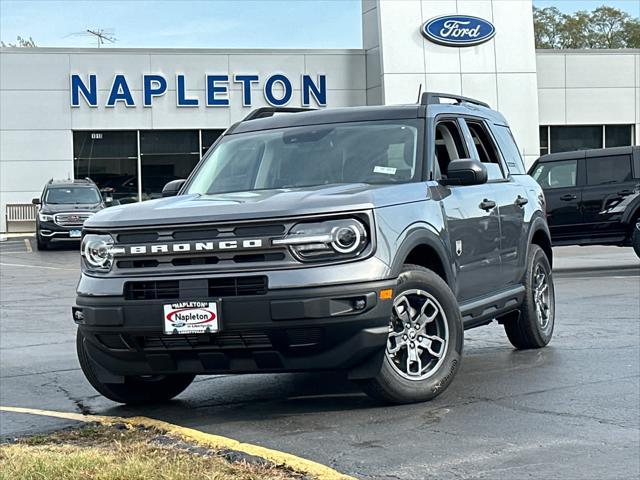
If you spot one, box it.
[560,11,593,48]
[0,36,37,47]
[623,18,640,48]
[534,6,563,48]
[533,5,640,49]
[590,6,630,48]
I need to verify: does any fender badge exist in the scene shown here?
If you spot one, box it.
[456,240,463,256]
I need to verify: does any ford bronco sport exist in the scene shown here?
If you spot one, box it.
[74,93,555,405]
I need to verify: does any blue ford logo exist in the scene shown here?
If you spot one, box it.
[422,15,495,47]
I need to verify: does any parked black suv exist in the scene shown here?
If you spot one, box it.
[74,93,555,405]
[529,146,640,257]
[33,179,105,250]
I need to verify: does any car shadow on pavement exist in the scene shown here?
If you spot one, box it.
[37,241,81,252]
[101,371,385,422]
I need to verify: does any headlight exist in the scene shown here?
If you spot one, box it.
[81,234,124,272]
[38,212,53,222]
[273,218,368,261]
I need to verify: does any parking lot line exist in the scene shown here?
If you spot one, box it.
[23,238,32,253]
[0,405,354,480]
[0,262,77,271]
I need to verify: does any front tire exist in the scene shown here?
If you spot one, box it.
[503,244,555,349]
[77,330,195,405]
[36,234,48,251]
[359,265,463,404]
[632,220,640,259]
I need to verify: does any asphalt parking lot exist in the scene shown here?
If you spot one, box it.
[1,237,639,479]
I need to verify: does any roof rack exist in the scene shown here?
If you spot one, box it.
[242,106,317,122]
[420,92,490,109]
[47,177,95,185]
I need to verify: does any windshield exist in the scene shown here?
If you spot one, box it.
[185,120,421,195]
[45,187,102,204]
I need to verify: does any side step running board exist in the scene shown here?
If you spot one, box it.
[459,285,525,330]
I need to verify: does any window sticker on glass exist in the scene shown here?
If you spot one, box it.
[373,166,397,175]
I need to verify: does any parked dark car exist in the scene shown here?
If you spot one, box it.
[529,146,640,257]
[74,93,555,405]
[33,178,105,250]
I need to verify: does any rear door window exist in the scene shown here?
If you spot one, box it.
[531,160,578,189]
[465,120,506,181]
[586,155,633,185]
[492,125,526,175]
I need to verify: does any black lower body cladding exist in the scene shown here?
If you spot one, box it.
[74,279,396,380]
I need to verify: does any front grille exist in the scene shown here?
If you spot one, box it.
[54,212,92,227]
[124,281,180,300]
[108,220,295,273]
[138,332,272,350]
[115,224,286,244]
[124,276,268,300]
[209,276,268,297]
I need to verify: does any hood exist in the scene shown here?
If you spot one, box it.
[42,203,103,214]
[85,183,427,229]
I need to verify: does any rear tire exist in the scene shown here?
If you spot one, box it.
[77,330,195,405]
[503,245,555,349]
[359,265,463,404]
[632,220,640,259]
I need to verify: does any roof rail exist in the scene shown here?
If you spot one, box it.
[420,92,490,109]
[242,106,316,122]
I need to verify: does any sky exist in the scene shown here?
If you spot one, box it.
[1,0,639,49]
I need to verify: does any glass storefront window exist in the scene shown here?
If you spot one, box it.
[140,130,200,200]
[539,126,549,156]
[549,125,602,153]
[541,125,635,155]
[605,125,633,148]
[73,131,139,204]
[202,130,224,155]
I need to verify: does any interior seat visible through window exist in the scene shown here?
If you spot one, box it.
[465,121,506,181]
[434,121,467,179]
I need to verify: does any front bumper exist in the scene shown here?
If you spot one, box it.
[74,278,396,379]
[38,220,83,241]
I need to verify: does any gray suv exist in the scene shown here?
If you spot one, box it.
[74,93,555,405]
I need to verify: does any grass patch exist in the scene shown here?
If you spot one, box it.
[0,423,301,480]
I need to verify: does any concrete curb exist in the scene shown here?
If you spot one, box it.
[0,406,354,480]
[553,264,639,274]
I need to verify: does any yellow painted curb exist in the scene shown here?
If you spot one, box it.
[0,406,355,480]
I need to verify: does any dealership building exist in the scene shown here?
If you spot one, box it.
[1,0,639,231]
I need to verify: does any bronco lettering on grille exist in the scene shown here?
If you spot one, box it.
[125,239,263,255]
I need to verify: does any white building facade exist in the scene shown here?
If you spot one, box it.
[1,0,639,231]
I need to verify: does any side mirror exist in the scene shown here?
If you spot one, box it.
[442,158,488,186]
[32,198,41,205]
[162,179,186,197]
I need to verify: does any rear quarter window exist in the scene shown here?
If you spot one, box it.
[491,124,526,175]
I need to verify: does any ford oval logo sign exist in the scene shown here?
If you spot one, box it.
[422,15,496,47]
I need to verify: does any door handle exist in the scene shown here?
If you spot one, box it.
[617,189,633,196]
[560,194,577,201]
[479,199,496,211]
[514,195,528,207]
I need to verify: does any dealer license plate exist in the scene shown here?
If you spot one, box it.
[163,301,220,335]
[69,230,82,238]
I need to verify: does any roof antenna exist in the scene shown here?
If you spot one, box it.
[417,84,423,104]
